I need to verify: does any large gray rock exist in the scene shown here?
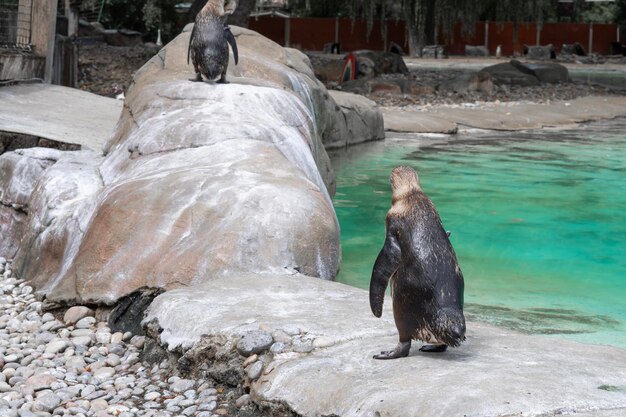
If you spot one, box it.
[516,61,569,84]
[144,273,626,417]
[325,91,384,149]
[482,61,540,87]
[0,148,65,258]
[13,25,349,305]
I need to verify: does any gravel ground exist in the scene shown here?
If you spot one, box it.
[365,70,626,108]
[0,257,261,417]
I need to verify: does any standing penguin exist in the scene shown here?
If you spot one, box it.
[188,0,239,83]
[370,166,466,359]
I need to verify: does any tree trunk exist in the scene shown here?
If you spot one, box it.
[188,0,256,28]
[405,0,420,56]
[229,0,256,28]
[423,0,436,46]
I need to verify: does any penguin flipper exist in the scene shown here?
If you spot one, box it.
[369,232,401,318]
[225,27,238,65]
[187,23,197,65]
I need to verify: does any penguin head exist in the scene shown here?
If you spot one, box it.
[390,165,422,203]
[204,0,238,17]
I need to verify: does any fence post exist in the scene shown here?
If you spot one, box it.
[335,16,339,44]
[588,23,593,55]
[484,21,489,48]
[31,0,58,82]
[284,16,290,48]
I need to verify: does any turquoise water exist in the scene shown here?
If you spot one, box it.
[330,120,626,348]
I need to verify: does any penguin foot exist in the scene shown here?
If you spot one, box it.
[419,344,448,353]
[373,341,411,360]
[189,74,203,82]
[216,74,229,84]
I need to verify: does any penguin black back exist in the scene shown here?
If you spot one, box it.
[188,0,238,84]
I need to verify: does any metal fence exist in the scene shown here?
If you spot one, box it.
[0,0,33,49]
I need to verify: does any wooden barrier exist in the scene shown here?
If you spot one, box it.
[249,17,624,56]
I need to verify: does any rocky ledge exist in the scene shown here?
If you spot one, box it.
[143,273,626,417]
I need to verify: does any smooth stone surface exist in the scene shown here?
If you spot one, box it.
[145,273,626,417]
[382,109,458,133]
[63,307,95,326]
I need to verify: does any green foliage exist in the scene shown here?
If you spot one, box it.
[614,0,626,30]
[83,0,181,42]
[580,2,618,23]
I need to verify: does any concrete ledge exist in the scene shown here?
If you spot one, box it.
[383,96,626,133]
[145,273,626,417]
[0,83,122,152]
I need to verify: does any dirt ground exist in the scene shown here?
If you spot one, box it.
[77,41,158,98]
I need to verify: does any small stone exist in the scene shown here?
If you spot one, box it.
[0,381,11,392]
[75,317,96,329]
[44,341,68,355]
[215,408,228,416]
[90,398,108,411]
[93,367,115,381]
[313,337,334,349]
[32,392,61,412]
[236,331,273,357]
[25,374,56,391]
[110,333,123,344]
[269,342,285,354]
[130,336,145,349]
[94,332,111,345]
[170,379,194,393]
[235,394,251,408]
[281,325,301,336]
[144,391,160,401]
[247,361,263,380]
[3,354,19,363]
[292,339,314,353]
[242,354,258,368]
[271,330,291,344]
[181,405,197,416]
[63,307,94,325]
[41,313,55,323]
[72,334,93,345]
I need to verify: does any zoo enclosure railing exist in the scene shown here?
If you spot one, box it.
[0,0,33,50]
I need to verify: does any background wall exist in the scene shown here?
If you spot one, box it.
[248,16,625,56]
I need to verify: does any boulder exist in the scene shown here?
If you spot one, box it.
[438,71,494,94]
[561,42,586,56]
[306,53,344,83]
[511,60,569,84]
[422,45,446,59]
[481,61,540,87]
[0,148,64,258]
[465,45,489,57]
[14,25,354,306]
[524,44,556,60]
[353,50,409,76]
[326,91,384,149]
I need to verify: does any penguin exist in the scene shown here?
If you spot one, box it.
[370,166,466,359]
[188,0,239,84]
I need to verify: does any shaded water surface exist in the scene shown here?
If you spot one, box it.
[329,120,626,348]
